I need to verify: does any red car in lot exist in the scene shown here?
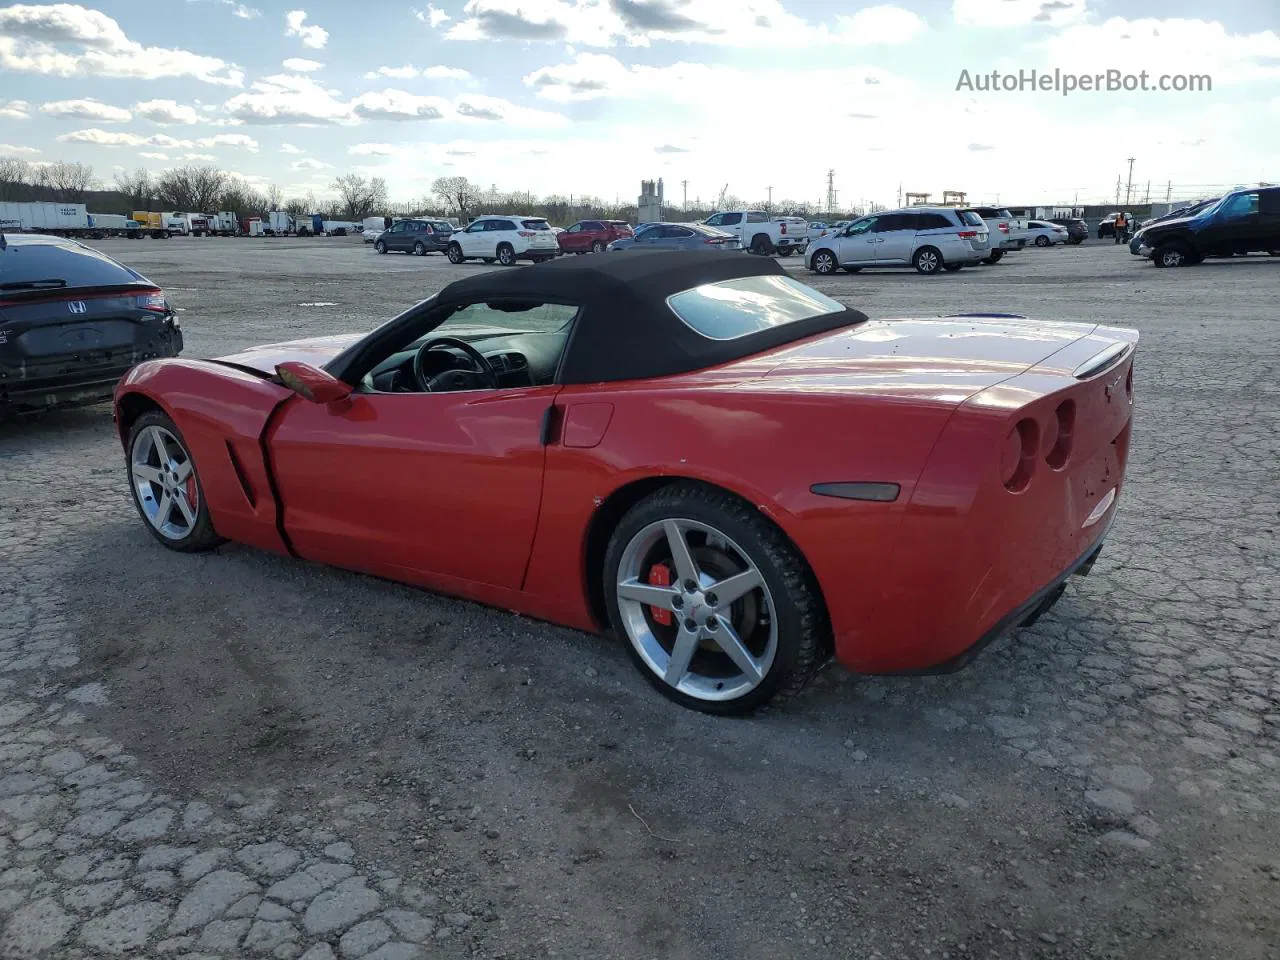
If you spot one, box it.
[113,252,1137,714]
[557,219,633,254]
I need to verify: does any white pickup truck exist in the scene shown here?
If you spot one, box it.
[701,210,808,256]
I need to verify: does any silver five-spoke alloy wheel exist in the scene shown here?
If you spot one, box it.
[615,518,778,703]
[131,425,199,541]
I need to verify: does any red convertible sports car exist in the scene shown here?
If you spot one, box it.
[114,251,1137,714]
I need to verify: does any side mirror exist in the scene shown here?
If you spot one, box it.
[276,361,352,404]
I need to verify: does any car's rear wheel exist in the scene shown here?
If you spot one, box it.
[810,248,837,274]
[375,240,387,254]
[1154,242,1190,268]
[1034,235,1050,247]
[447,243,464,263]
[749,234,773,256]
[982,250,1004,264]
[591,241,605,253]
[604,484,827,715]
[913,246,942,275]
[497,243,516,266]
[776,247,794,257]
[413,241,426,256]
[127,411,222,553]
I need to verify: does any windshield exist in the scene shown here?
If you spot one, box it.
[959,211,985,227]
[432,300,577,338]
[1192,198,1223,218]
[666,275,845,341]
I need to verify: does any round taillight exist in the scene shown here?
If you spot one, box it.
[1046,399,1075,470]
[1001,417,1039,493]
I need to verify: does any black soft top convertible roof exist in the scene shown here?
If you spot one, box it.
[433,250,867,384]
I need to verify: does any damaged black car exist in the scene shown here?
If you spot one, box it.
[0,233,182,418]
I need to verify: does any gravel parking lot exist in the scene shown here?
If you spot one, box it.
[2,236,1277,960]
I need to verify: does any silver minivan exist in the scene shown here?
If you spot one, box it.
[805,207,990,275]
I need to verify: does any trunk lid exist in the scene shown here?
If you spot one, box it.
[755,316,1100,404]
[0,287,170,370]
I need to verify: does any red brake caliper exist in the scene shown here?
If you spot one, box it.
[647,563,673,626]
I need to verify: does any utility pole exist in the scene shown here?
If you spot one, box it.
[1124,157,1135,205]
[896,182,901,208]
[1115,176,1121,206]
[1143,180,1150,203]
[766,185,772,212]
[1165,180,1172,202]
[681,179,688,211]
[825,170,836,216]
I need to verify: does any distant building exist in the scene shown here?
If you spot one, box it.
[638,178,663,224]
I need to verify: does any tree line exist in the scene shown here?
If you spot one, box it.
[1,156,866,225]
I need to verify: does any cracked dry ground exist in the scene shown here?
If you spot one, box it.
[1,242,1278,960]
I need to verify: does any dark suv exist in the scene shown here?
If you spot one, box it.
[374,218,454,256]
[1,233,182,417]
[1048,217,1088,244]
[1135,187,1280,267]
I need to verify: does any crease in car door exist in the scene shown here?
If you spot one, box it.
[267,385,562,591]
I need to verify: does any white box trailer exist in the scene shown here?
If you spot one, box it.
[322,220,359,235]
[207,212,239,236]
[245,218,265,237]
[267,211,294,236]
[362,216,388,235]
[0,201,90,234]
[86,213,135,237]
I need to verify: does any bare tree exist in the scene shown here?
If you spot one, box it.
[154,165,227,211]
[431,175,478,222]
[114,168,153,209]
[283,196,309,215]
[42,160,96,202]
[266,183,283,211]
[330,173,388,220]
[0,157,31,201]
[189,166,228,211]
[218,177,267,217]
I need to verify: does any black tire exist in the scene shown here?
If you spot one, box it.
[809,248,837,275]
[591,240,605,253]
[776,247,794,257]
[749,234,773,256]
[603,483,829,715]
[1154,242,1191,268]
[375,240,387,254]
[447,243,464,264]
[126,410,224,554]
[497,243,516,266]
[413,241,426,256]
[912,246,942,275]
[842,266,861,273]
[1034,235,1050,247]
[982,250,1004,264]
[943,263,964,272]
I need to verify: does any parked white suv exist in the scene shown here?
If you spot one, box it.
[960,206,1024,263]
[446,215,559,266]
[805,207,990,275]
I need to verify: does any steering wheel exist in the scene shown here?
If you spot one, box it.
[412,336,499,392]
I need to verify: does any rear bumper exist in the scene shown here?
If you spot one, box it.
[517,247,559,260]
[776,238,807,250]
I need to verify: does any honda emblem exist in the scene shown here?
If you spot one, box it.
[67,301,88,314]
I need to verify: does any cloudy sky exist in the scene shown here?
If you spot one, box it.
[0,0,1276,208]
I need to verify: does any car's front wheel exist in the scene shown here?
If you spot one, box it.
[497,243,516,266]
[591,241,605,253]
[413,241,426,256]
[1034,235,1050,247]
[375,240,387,254]
[604,483,827,714]
[447,243,464,264]
[809,248,837,274]
[1154,242,1191,268]
[127,411,223,553]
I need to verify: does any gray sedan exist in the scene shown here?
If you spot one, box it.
[608,222,740,251]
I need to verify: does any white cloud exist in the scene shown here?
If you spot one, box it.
[1039,17,1280,86]
[280,143,302,153]
[223,73,354,124]
[952,0,1086,27]
[0,3,244,85]
[453,93,570,128]
[0,143,40,155]
[139,151,169,160]
[349,143,398,156]
[133,99,201,124]
[180,152,218,161]
[425,65,470,79]
[416,4,450,27]
[285,9,328,49]
[0,99,30,119]
[351,89,451,121]
[446,0,925,48]
[364,65,420,79]
[40,97,132,122]
[54,128,260,152]
[283,57,323,72]
[291,157,328,169]
[189,0,262,18]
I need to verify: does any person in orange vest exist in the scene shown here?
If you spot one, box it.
[1113,211,1127,244]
